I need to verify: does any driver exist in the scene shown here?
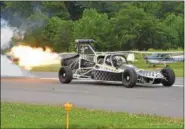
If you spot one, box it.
[112,56,125,67]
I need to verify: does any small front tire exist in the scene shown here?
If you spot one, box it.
[161,68,175,87]
[122,68,137,88]
[58,66,73,83]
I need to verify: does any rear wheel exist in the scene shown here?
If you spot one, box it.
[161,68,175,87]
[122,68,137,88]
[58,66,73,83]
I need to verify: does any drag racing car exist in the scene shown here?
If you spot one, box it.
[58,39,175,88]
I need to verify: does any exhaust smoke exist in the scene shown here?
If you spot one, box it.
[1,18,61,78]
[1,18,31,77]
[1,18,14,50]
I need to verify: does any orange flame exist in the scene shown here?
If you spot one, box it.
[8,44,61,70]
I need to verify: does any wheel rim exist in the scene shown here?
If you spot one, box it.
[123,71,130,82]
[59,69,66,81]
[62,73,66,78]
[162,71,169,82]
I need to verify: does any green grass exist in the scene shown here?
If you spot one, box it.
[131,48,184,52]
[147,48,184,52]
[31,63,61,72]
[1,102,184,128]
[133,60,184,77]
[30,61,184,77]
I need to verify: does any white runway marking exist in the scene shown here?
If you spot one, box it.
[40,77,58,80]
[172,85,184,87]
[39,77,184,87]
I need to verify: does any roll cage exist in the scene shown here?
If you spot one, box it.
[61,39,128,78]
[75,39,128,67]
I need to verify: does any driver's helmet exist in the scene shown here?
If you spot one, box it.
[113,56,125,67]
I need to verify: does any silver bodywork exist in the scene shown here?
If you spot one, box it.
[61,39,166,85]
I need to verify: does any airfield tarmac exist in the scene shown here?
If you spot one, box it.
[1,72,184,118]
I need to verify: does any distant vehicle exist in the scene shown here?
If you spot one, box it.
[144,53,184,67]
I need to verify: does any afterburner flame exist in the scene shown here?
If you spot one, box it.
[8,45,61,70]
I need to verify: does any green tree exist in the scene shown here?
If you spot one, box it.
[110,5,162,50]
[1,1,184,51]
[157,14,184,48]
[72,9,111,51]
[42,17,73,52]
[40,1,70,20]
[157,1,184,18]
[75,1,124,18]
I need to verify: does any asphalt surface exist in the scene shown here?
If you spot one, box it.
[1,72,184,118]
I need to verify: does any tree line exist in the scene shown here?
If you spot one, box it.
[1,1,184,52]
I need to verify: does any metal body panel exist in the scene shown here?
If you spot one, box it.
[59,39,173,86]
[92,69,122,81]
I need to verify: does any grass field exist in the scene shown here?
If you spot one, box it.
[25,49,184,77]
[1,102,184,128]
[133,60,184,77]
[31,63,61,72]
[31,61,184,77]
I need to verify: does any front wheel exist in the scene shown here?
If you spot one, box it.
[58,66,73,83]
[122,68,137,88]
[161,68,175,87]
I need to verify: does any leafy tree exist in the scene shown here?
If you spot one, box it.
[110,5,162,50]
[157,1,184,18]
[64,1,85,20]
[1,1,184,51]
[132,1,162,16]
[72,9,111,51]
[40,1,70,20]
[42,17,73,52]
[75,1,124,18]
[158,14,184,48]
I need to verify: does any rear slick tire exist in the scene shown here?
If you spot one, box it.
[122,68,137,88]
[58,66,73,84]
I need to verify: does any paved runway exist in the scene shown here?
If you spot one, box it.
[1,72,184,118]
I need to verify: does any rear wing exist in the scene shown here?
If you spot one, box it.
[75,39,95,54]
[75,39,95,44]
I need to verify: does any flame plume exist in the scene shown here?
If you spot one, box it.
[8,44,61,70]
